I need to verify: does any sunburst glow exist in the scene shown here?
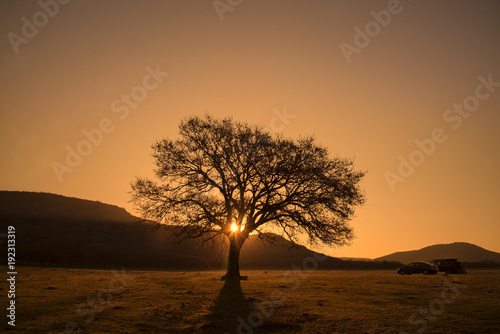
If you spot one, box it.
[230,223,239,233]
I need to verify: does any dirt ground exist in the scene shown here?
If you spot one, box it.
[2,267,499,333]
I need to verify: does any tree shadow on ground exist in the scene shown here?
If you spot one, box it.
[201,279,255,333]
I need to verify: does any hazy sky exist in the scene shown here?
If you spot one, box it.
[1,0,499,258]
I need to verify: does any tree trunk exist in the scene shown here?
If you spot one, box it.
[223,233,247,280]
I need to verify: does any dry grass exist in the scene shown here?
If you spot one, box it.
[2,267,499,333]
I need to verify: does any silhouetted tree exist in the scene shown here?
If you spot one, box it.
[131,115,365,279]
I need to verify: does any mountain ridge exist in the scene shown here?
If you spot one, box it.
[1,191,399,269]
[1,191,497,269]
[0,190,136,223]
[374,242,500,264]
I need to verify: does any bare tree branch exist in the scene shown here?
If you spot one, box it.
[130,114,365,252]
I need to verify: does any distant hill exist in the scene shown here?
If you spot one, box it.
[375,242,500,264]
[0,191,401,270]
[340,257,372,261]
[0,191,136,223]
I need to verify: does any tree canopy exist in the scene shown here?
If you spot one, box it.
[131,115,365,278]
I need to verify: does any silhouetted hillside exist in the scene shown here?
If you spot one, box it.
[375,242,500,264]
[0,191,401,270]
[0,191,136,223]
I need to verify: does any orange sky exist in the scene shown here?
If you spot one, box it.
[1,0,499,259]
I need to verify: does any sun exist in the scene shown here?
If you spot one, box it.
[230,223,239,233]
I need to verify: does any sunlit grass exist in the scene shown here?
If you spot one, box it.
[5,268,499,333]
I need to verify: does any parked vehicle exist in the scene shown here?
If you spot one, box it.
[432,258,467,274]
[397,262,438,275]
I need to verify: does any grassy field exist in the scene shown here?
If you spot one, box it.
[2,267,500,333]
